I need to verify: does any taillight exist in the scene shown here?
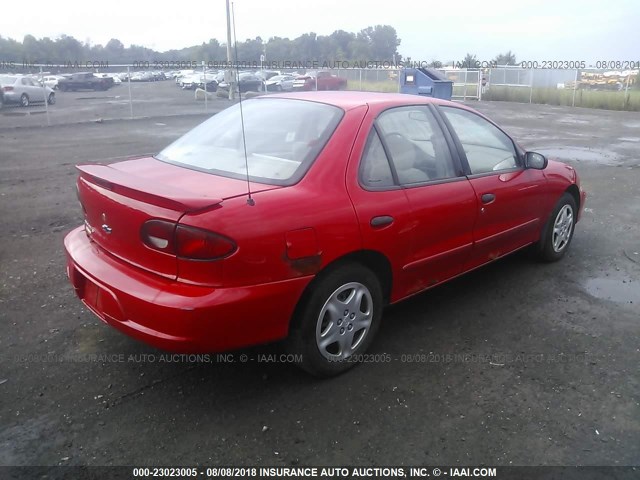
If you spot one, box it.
[3,86,14,92]
[175,225,236,260]
[141,219,176,253]
[141,220,236,260]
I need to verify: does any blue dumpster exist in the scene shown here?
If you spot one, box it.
[400,68,453,100]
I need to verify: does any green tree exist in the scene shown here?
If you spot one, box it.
[237,36,264,62]
[54,35,84,62]
[105,39,125,60]
[265,37,292,62]
[368,25,400,60]
[493,51,517,66]
[461,53,478,68]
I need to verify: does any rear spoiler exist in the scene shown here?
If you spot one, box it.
[77,164,223,211]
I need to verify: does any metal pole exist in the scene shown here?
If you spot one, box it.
[463,70,467,101]
[226,0,235,100]
[40,66,50,126]
[572,69,578,107]
[359,69,362,91]
[202,61,208,111]
[624,73,631,110]
[529,68,533,104]
[127,66,133,118]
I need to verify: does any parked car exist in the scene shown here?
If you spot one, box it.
[95,73,121,85]
[293,71,347,91]
[175,70,195,85]
[64,92,586,376]
[179,73,204,90]
[0,75,56,106]
[130,71,155,82]
[256,70,281,81]
[58,72,113,91]
[196,74,218,91]
[42,75,63,89]
[0,89,4,109]
[266,74,296,91]
[218,72,264,92]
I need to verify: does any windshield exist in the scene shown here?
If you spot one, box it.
[155,98,344,186]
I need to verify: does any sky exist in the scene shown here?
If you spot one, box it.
[1,0,638,64]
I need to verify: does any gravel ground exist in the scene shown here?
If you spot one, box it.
[0,97,638,472]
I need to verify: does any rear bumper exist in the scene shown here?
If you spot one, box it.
[2,91,20,103]
[64,226,312,353]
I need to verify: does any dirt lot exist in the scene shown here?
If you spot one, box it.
[0,94,639,471]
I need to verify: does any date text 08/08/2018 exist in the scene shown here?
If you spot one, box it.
[130,466,498,478]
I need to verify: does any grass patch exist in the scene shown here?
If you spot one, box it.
[347,80,399,93]
[483,86,640,111]
[453,84,479,98]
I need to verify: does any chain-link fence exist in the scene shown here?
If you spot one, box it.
[1,63,638,128]
[484,66,639,110]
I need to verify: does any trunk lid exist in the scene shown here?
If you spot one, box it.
[77,156,279,279]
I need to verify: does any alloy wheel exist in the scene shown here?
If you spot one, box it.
[552,204,574,252]
[315,282,373,360]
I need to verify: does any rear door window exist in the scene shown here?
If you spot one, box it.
[376,106,458,185]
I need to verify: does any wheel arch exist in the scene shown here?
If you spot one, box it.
[565,184,581,211]
[288,249,393,331]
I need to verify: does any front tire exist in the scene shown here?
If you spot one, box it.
[287,264,383,377]
[47,93,56,105]
[536,193,577,262]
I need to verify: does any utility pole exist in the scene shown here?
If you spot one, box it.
[226,0,235,100]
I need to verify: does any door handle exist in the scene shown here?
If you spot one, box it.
[370,216,394,228]
[481,193,496,204]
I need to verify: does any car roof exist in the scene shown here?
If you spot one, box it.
[264,91,462,111]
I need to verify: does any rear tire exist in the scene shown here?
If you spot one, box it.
[287,263,383,377]
[20,94,29,107]
[47,93,56,105]
[536,193,577,262]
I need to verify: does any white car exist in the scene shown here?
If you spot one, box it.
[175,70,196,85]
[42,75,63,89]
[0,75,55,107]
[95,73,122,85]
[266,74,296,92]
[179,73,201,89]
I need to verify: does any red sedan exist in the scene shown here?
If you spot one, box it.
[64,92,586,376]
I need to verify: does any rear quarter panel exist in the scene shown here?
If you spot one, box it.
[177,104,370,287]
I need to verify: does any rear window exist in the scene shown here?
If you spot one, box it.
[156,98,343,186]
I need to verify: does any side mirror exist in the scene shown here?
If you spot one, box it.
[524,152,548,170]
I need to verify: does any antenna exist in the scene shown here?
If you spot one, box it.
[232,2,255,206]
